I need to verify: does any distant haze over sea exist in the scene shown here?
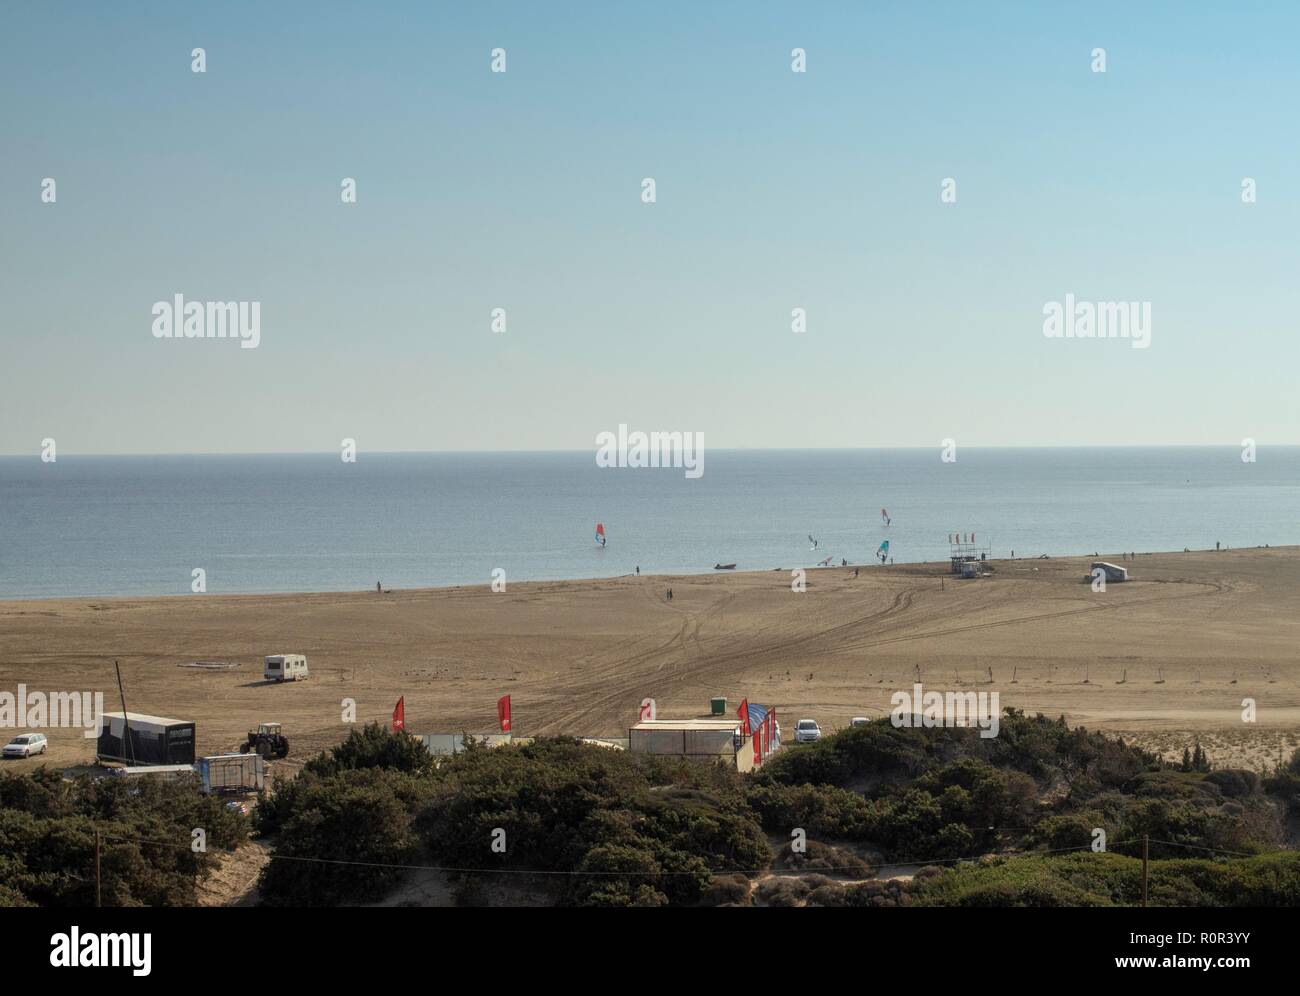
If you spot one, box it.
[1,448,1295,600]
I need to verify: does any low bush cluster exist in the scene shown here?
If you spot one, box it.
[0,767,246,906]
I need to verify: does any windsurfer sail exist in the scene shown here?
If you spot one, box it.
[877,539,890,563]
[808,534,818,550]
[881,508,891,526]
[595,523,606,547]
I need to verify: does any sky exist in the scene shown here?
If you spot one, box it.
[2,1,1298,455]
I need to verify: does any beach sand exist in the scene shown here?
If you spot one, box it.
[2,547,1298,772]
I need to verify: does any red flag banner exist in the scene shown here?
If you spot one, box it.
[392,696,405,732]
[736,698,750,736]
[498,694,512,733]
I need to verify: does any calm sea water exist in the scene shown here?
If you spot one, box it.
[1,448,1296,599]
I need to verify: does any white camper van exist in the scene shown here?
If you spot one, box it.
[264,654,309,682]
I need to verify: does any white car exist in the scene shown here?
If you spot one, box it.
[794,719,821,743]
[850,716,870,727]
[3,733,48,758]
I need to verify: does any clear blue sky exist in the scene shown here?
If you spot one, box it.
[2,1,1297,454]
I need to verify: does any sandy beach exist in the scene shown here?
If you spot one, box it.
[2,546,1298,772]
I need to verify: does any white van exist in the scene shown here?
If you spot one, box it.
[264,654,309,682]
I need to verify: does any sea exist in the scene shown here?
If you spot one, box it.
[1,447,1296,600]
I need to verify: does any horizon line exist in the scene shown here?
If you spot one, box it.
[3,442,1295,459]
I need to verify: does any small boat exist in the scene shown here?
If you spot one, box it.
[714,563,736,570]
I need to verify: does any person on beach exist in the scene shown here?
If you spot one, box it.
[636,566,640,575]
[666,588,673,601]
[376,581,381,593]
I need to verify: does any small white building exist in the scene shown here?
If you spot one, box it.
[1091,561,1129,582]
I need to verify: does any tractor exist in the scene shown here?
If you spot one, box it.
[241,722,290,760]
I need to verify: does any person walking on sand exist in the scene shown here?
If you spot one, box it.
[376,580,381,593]
[636,566,640,575]
[666,588,673,601]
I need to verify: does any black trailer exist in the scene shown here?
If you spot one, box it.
[97,712,196,766]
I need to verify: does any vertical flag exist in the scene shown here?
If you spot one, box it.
[772,707,778,748]
[736,698,750,736]
[392,696,405,732]
[498,694,512,733]
[639,697,656,721]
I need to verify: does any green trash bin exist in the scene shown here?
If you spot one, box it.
[710,697,727,716]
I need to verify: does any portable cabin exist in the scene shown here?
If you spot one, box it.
[628,718,755,771]
[196,753,266,794]
[96,712,196,766]
[264,654,309,682]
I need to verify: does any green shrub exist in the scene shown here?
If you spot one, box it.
[256,768,429,906]
[745,781,872,837]
[418,738,770,906]
[1024,814,1101,852]
[909,851,1300,906]
[303,722,435,777]
[0,769,247,906]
